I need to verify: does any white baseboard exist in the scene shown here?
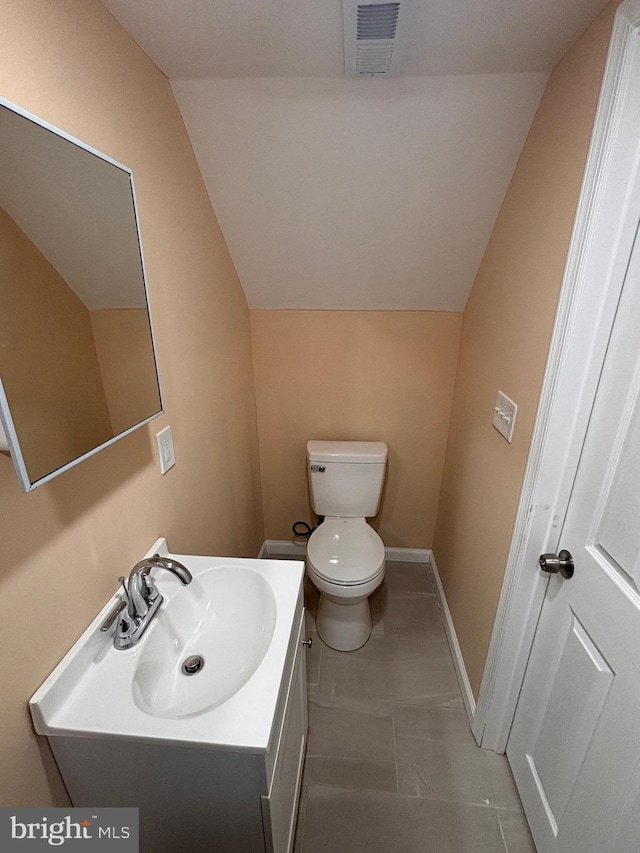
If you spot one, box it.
[260,539,307,558]
[259,540,431,563]
[428,550,477,731]
[385,547,430,563]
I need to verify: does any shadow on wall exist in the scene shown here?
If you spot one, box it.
[373,444,399,542]
[35,739,70,807]
[0,427,152,580]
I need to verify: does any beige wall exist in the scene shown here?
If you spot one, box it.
[432,2,618,697]
[0,0,262,807]
[0,206,113,481]
[90,309,160,434]
[251,310,462,548]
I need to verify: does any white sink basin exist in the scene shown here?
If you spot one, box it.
[133,566,276,718]
[30,539,304,752]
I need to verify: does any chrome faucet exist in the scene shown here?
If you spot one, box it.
[114,554,193,650]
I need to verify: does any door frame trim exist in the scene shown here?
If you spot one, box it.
[474,0,640,752]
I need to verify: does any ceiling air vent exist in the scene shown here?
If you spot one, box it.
[343,0,411,77]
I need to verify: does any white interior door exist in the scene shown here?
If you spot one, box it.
[506,222,640,852]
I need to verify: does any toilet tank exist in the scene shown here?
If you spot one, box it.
[307,440,387,518]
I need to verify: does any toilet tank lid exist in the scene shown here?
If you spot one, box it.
[307,440,387,464]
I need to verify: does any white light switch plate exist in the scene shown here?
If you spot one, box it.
[156,425,176,474]
[492,391,517,443]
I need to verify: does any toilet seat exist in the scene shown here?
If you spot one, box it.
[307,517,385,586]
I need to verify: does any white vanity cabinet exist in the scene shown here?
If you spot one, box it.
[43,582,308,853]
[262,611,308,852]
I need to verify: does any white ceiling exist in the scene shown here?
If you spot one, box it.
[172,75,548,311]
[102,0,607,78]
[101,0,608,311]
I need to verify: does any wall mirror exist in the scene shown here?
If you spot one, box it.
[0,98,163,492]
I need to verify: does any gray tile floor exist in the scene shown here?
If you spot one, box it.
[289,559,536,853]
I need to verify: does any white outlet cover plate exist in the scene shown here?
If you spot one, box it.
[156,425,176,474]
[493,391,517,443]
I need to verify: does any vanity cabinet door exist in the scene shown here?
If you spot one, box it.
[262,616,308,853]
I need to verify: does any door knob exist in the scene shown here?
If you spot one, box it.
[539,550,574,579]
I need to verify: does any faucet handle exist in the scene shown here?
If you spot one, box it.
[128,567,159,605]
[142,572,160,604]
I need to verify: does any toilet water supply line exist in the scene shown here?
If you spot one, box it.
[292,516,324,538]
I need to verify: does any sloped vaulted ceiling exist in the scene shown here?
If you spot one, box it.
[171,74,548,311]
[102,0,608,311]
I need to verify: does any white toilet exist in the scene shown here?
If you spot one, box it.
[306,440,387,651]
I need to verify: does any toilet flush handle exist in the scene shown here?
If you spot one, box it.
[302,637,313,648]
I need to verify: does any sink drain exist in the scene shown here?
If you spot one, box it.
[182,654,205,675]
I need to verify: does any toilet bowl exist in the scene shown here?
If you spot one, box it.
[305,440,388,652]
[307,517,385,651]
